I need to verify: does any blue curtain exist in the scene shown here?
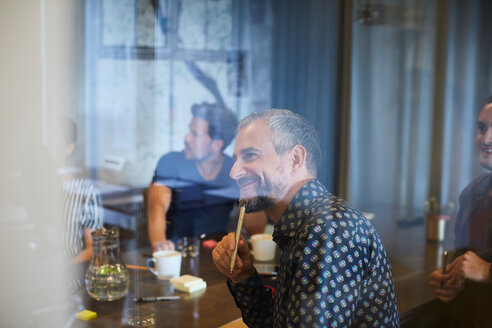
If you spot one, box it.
[270,0,344,191]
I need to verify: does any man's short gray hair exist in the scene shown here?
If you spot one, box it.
[238,109,321,176]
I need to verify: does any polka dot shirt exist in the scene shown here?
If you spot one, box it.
[227,179,399,327]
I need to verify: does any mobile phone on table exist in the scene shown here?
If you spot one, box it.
[442,250,448,274]
[440,250,448,288]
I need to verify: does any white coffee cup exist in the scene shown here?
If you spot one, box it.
[146,250,182,280]
[250,233,276,261]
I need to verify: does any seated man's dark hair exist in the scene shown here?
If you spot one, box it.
[191,103,238,150]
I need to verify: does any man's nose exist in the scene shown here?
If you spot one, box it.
[230,159,245,180]
[184,132,191,144]
[485,127,492,143]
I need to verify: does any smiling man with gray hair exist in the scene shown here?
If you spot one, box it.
[212,109,399,327]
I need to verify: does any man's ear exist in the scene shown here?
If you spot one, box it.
[211,139,224,152]
[289,145,306,173]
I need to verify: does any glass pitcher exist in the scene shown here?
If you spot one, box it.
[85,226,129,301]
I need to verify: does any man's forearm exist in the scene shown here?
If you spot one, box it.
[71,248,93,263]
[226,270,274,326]
[147,184,172,245]
[148,209,167,246]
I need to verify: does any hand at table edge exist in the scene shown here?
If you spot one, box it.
[429,268,462,303]
[152,239,175,252]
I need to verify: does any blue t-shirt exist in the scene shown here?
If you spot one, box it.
[152,151,238,238]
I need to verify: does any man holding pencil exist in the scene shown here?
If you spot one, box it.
[212,109,399,327]
[429,98,492,326]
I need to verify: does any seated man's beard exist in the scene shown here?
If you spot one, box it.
[241,196,275,213]
[238,176,282,213]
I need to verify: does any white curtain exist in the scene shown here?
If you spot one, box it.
[348,0,492,229]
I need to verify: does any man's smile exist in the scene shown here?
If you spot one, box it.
[480,144,492,153]
[237,177,259,189]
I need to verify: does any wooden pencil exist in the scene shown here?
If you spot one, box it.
[126,264,148,271]
[230,206,246,273]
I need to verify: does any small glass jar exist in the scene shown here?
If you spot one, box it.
[85,226,129,301]
[176,236,200,258]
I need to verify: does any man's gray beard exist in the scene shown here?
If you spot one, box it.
[241,196,275,213]
[238,176,285,213]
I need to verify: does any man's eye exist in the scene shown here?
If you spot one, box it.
[477,124,486,134]
[245,152,257,160]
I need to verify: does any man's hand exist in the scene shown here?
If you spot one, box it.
[448,251,491,283]
[429,268,463,302]
[212,232,254,283]
[152,239,175,252]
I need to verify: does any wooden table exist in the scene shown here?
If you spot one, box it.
[71,202,450,327]
[71,245,243,327]
[368,204,452,325]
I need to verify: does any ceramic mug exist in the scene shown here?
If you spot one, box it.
[250,233,277,261]
[146,250,182,280]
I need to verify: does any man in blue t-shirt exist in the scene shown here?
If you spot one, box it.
[148,103,266,252]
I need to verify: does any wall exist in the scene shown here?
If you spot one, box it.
[0,0,83,325]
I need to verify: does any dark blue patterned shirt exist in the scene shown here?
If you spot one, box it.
[227,179,399,327]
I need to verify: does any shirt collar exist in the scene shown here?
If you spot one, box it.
[272,179,327,243]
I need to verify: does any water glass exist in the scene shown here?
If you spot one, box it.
[176,237,200,258]
[126,305,156,327]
